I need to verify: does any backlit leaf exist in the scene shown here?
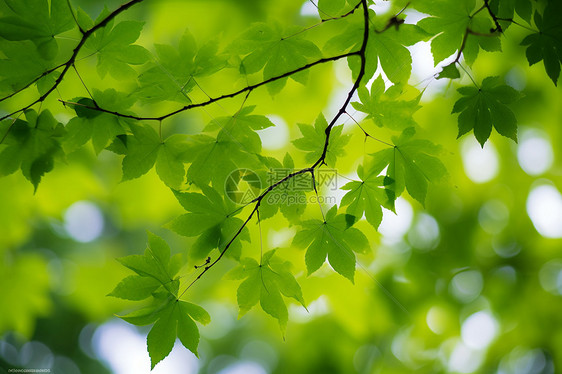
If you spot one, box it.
[452,76,521,146]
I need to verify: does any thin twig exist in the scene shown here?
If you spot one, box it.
[178,0,372,297]
[57,51,359,121]
[483,0,503,33]
[0,0,145,122]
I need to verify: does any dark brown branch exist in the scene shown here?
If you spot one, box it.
[0,0,145,123]
[58,51,360,121]
[453,29,470,63]
[179,0,371,298]
[0,64,65,104]
[483,0,502,33]
[313,0,370,168]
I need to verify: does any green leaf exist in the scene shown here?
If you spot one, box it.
[452,76,521,146]
[0,109,65,191]
[204,106,274,154]
[368,128,447,206]
[228,251,305,331]
[416,0,474,65]
[147,231,171,268]
[175,304,200,355]
[167,186,250,260]
[121,124,161,180]
[292,205,369,282]
[146,304,176,369]
[340,159,395,229]
[63,89,136,154]
[64,96,130,155]
[293,114,350,166]
[351,76,421,130]
[119,124,191,189]
[143,299,210,368]
[36,71,60,97]
[437,63,461,80]
[186,114,265,188]
[230,22,321,95]
[155,135,191,189]
[0,40,50,96]
[318,0,346,16]
[108,275,161,301]
[115,232,179,293]
[0,0,74,60]
[463,15,502,65]
[112,233,211,367]
[253,155,311,222]
[520,2,562,85]
[117,303,164,326]
[137,29,226,103]
[85,11,150,80]
[489,0,532,25]
[326,11,430,83]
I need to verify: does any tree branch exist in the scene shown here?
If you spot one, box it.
[0,0,145,122]
[483,0,502,33]
[179,0,371,298]
[58,51,360,121]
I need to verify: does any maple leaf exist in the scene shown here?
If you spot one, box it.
[293,114,350,167]
[167,185,250,260]
[230,22,321,95]
[520,1,562,86]
[292,205,369,282]
[352,76,421,130]
[369,128,447,206]
[225,250,306,331]
[452,76,521,146]
[0,109,65,191]
[0,0,74,59]
[136,29,226,104]
[83,8,150,79]
[326,10,430,83]
[340,159,395,229]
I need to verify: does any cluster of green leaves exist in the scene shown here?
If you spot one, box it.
[0,109,64,192]
[0,0,73,60]
[167,185,250,260]
[225,250,306,332]
[230,22,321,95]
[1,0,559,369]
[137,30,226,103]
[109,232,210,368]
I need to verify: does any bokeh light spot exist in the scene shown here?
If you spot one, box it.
[450,270,483,303]
[526,183,562,238]
[258,115,289,150]
[517,129,553,176]
[64,201,104,243]
[461,138,499,183]
[461,311,498,349]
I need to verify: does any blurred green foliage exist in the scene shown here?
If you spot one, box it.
[1,0,561,373]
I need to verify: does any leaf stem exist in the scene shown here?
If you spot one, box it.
[458,63,479,88]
